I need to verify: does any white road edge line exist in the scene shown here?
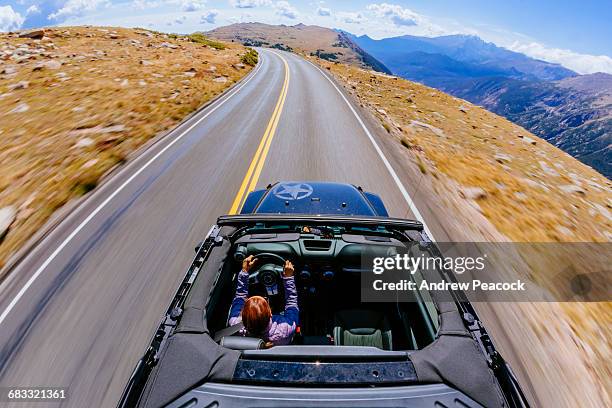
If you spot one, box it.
[0,56,267,326]
[305,58,436,241]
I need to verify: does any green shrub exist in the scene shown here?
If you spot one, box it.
[188,33,226,50]
[244,39,268,47]
[310,49,339,61]
[271,43,293,52]
[241,49,259,66]
[72,172,99,196]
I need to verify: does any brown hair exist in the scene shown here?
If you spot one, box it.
[242,296,272,336]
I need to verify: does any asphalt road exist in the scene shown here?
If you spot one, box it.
[0,49,525,407]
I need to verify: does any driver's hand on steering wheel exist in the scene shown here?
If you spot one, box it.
[283,260,294,278]
[242,255,257,273]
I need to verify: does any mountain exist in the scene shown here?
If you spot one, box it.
[353,34,576,81]
[207,23,390,74]
[352,34,611,178]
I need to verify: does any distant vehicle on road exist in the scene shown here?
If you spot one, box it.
[119,182,529,408]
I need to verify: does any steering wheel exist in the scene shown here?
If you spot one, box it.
[248,253,287,296]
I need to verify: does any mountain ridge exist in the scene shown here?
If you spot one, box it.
[351,32,577,81]
[207,23,391,74]
[351,33,610,178]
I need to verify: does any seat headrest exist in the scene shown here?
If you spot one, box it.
[335,309,388,329]
[220,336,264,350]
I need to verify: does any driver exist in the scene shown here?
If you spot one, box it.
[228,255,299,346]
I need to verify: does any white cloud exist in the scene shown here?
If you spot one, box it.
[174,15,187,24]
[316,6,331,16]
[201,9,219,24]
[367,3,418,27]
[230,0,271,8]
[275,1,297,19]
[26,5,41,16]
[133,0,206,12]
[0,6,24,32]
[48,0,110,21]
[133,0,162,9]
[508,41,612,75]
[337,11,366,24]
[182,0,206,12]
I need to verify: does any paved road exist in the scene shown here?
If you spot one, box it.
[0,49,524,407]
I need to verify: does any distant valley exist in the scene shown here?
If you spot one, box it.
[351,34,611,178]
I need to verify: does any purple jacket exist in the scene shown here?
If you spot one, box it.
[229,271,299,345]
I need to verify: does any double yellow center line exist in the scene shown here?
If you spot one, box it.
[229,52,290,214]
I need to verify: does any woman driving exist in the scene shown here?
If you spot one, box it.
[228,255,299,346]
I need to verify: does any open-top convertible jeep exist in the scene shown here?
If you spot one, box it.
[119,182,529,408]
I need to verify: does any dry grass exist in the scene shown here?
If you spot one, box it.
[0,26,253,271]
[313,57,611,407]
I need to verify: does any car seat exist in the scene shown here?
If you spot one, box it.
[333,309,392,350]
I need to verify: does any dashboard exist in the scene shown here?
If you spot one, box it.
[234,231,404,285]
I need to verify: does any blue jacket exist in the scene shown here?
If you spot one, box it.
[229,271,299,345]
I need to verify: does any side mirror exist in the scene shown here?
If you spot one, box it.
[194,241,203,253]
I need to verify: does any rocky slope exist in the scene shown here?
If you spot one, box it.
[352,34,611,178]
[439,73,612,178]
[207,22,390,73]
[0,27,254,271]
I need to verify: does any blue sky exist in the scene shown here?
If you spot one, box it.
[1,0,611,74]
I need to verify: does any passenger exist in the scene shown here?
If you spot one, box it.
[229,255,299,346]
